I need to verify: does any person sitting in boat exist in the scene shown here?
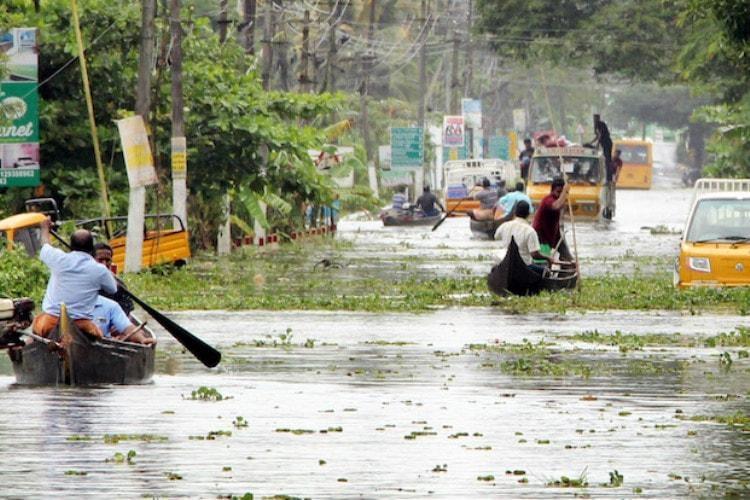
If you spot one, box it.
[32,217,117,339]
[93,295,155,345]
[496,181,534,219]
[532,177,570,248]
[391,190,407,211]
[414,185,444,216]
[495,201,554,275]
[94,242,135,316]
[468,178,498,221]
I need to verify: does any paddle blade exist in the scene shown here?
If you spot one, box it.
[125,292,221,368]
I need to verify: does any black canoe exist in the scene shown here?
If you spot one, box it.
[487,237,578,296]
[470,218,502,239]
[381,209,442,227]
[9,306,155,385]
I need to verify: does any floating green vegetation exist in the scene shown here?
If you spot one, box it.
[103,434,168,444]
[432,464,448,472]
[66,435,93,442]
[231,493,254,500]
[106,450,137,464]
[64,470,87,476]
[546,471,589,488]
[122,242,750,313]
[165,471,183,480]
[275,428,315,435]
[677,412,750,431]
[223,466,232,472]
[184,386,229,401]
[705,327,750,347]
[506,470,526,476]
[571,330,689,350]
[319,426,342,433]
[404,430,437,440]
[477,475,495,482]
[233,416,249,428]
[190,430,232,440]
[363,340,416,346]
[606,470,624,487]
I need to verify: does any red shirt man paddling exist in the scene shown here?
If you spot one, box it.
[532,177,570,248]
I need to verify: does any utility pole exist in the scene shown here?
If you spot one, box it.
[261,0,273,90]
[126,0,156,273]
[324,0,338,92]
[240,0,256,55]
[275,1,290,91]
[170,0,187,232]
[417,0,427,130]
[464,0,473,98]
[299,9,311,93]
[218,0,228,43]
[360,0,376,162]
[450,30,460,114]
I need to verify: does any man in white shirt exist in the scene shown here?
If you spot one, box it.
[32,217,117,339]
[494,200,553,275]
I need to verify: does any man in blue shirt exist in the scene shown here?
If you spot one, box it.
[496,181,534,218]
[92,296,155,344]
[32,217,117,339]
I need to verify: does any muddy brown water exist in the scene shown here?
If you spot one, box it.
[1,309,749,497]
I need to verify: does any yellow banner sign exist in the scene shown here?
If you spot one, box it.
[116,115,157,188]
[171,136,187,179]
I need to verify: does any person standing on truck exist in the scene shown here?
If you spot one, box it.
[590,114,615,219]
[519,138,535,181]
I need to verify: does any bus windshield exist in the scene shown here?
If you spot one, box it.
[687,199,750,242]
[619,145,649,164]
[530,156,601,185]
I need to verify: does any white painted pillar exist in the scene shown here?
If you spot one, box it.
[368,161,379,198]
[253,201,267,246]
[124,186,145,273]
[217,193,231,255]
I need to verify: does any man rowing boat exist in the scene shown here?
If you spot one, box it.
[32,217,117,339]
[495,201,555,275]
[532,177,570,248]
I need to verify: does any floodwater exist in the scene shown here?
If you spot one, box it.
[338,142,690,276]
[1,309,749,497]
[3,142,748,497]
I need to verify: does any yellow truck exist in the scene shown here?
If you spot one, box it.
[614,139,653,189]
[0,198,190,273]
[527,146,613,220]
[675,178,750,287]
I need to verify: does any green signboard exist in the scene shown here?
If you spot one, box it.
[390,127,423,169]
[0,27,40,188]
[0,82,39,143]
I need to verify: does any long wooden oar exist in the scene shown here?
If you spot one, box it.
[50,230,221,368]
[432,195,470,231]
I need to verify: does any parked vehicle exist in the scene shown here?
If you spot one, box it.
[442,159,517,216]
[675,178,750,288]
[614,139,652,189]
[527,145,613,220]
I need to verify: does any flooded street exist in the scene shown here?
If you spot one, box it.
[1,309,749,497]
[2,143,748,498]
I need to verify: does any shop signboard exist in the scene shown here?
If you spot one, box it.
[0,27,40,187]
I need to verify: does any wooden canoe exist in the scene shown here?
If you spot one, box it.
[381,209,442,227]
[487,237,578,296]
[9,305,155,385]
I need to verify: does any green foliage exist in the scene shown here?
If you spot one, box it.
[0,248,49,302]
[185,386,227,401]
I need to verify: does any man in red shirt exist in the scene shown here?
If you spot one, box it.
[532,178,570,247]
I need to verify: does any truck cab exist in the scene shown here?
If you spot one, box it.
[675,178,750,288]
[527,146,611,219]
[443,159,517,215]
